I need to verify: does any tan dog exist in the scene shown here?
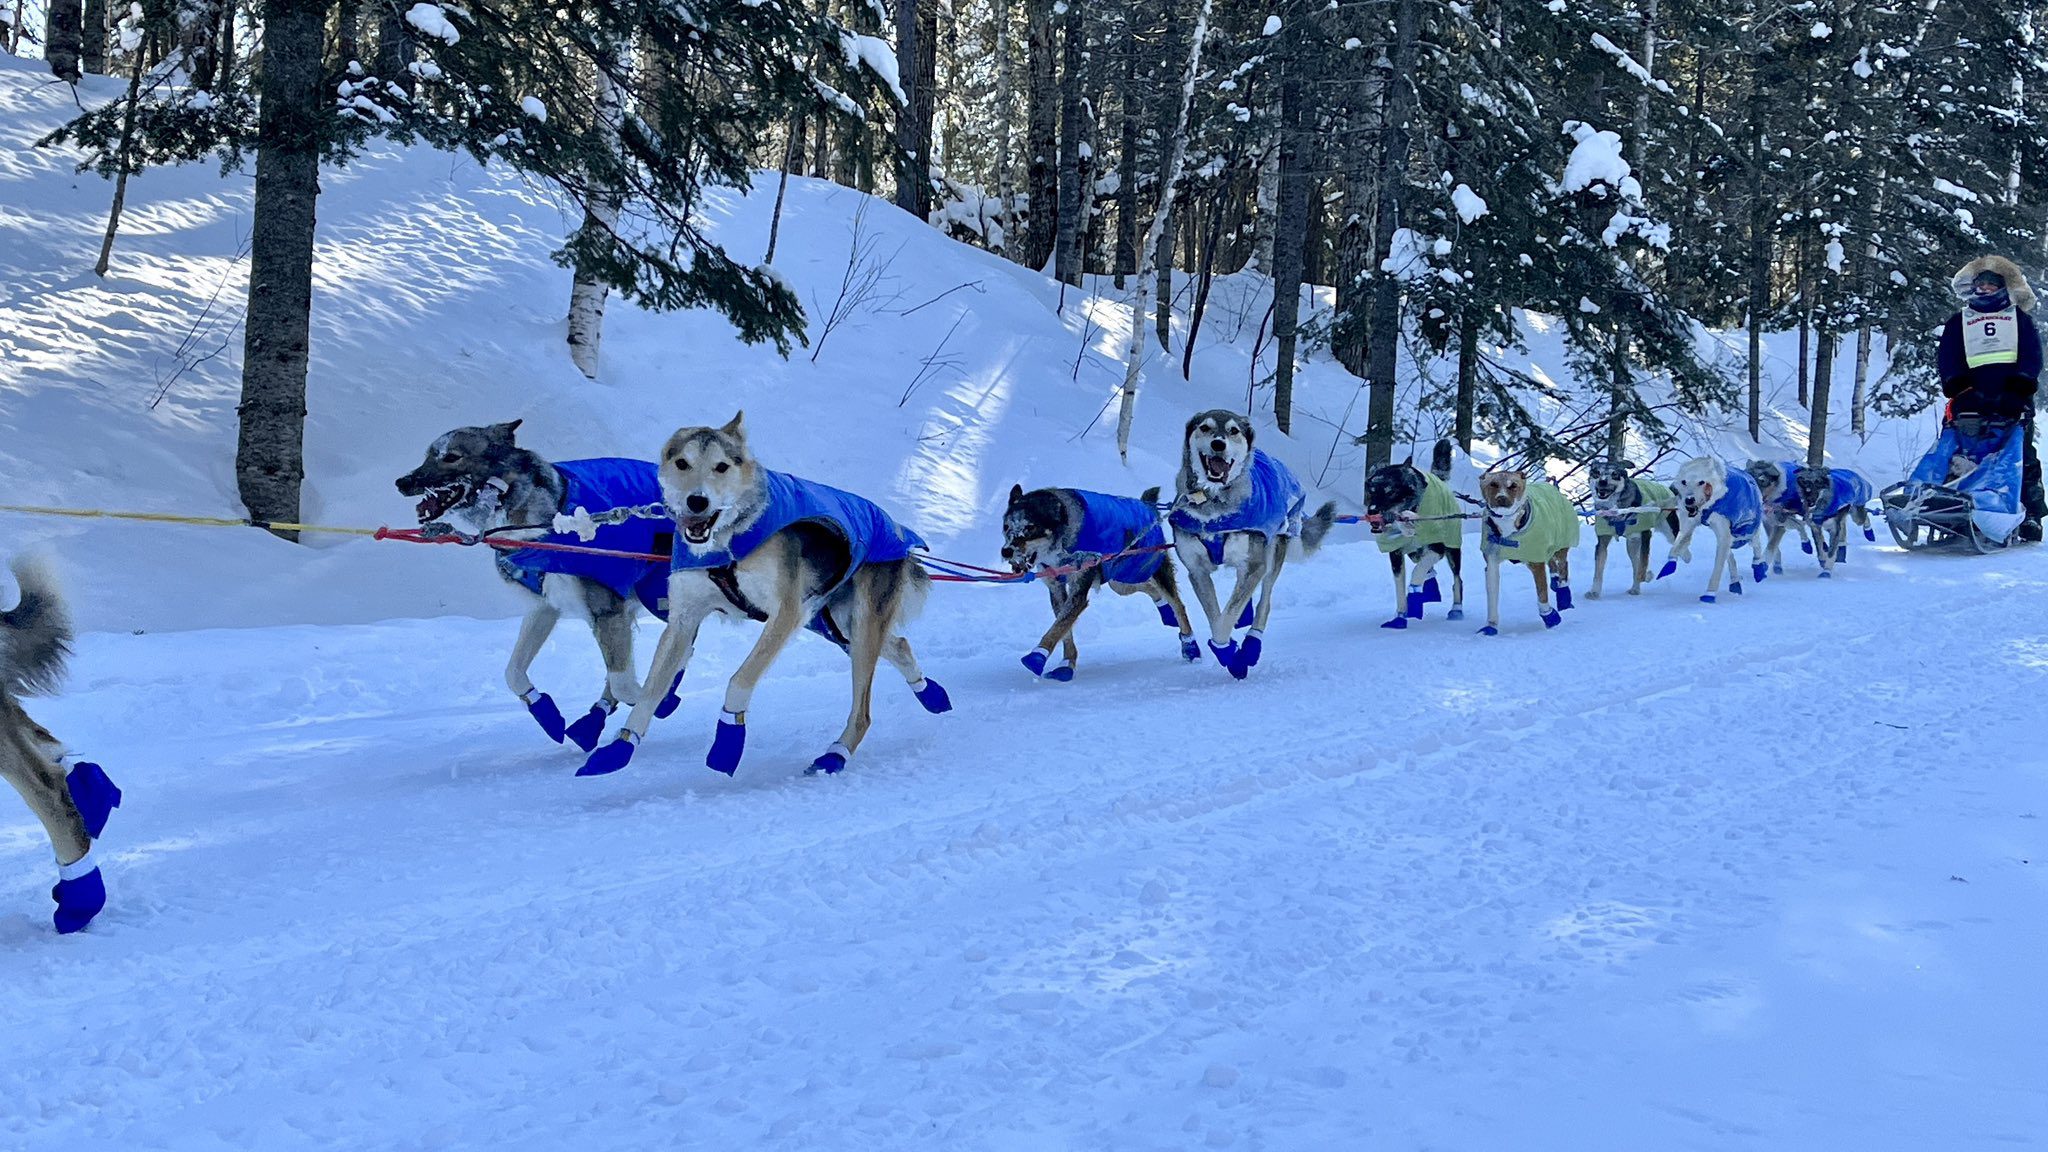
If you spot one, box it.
[1475,470,1582,635]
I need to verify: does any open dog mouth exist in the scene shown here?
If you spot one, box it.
[1198,452,1235,483]
[413,480,475,524]
[678,510,721,545]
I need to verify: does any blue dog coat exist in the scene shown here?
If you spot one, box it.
[1170,450,1308,564]
[671,470,926,601]
[496,458,670,618]
[1068,490,1168,585]
[1811,469,1874,520]
[1706,466,1765,546]
[1769,462,1807,515]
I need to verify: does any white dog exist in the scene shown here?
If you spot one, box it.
[1667,457,1768,603]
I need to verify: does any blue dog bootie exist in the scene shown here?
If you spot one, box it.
[1405,584,1427,620]
[1551,580,1574,611]
[1045,659,1076,682]
[1729,580,1744,596]
[654,669,686,720]
[1656,559,1679,580]
[1801,540,1814,555]
[912,678,953,713]
[1540,606,1563,629]
[706,710,747,776]
[1699,593,1717,604]
[1230,630,1264,678]
[521,689,567,743]
[564,701,616,754]
[1382,614,1408,630]
[1478,623,1500,636]
[51,850,106,935]
[1751,562,1769,584]
[1207,638,1238,672]
[1836,544,1849,564]
[1154,600,1179,629]
[1021,648,1053,677]
[1178,635,1201,662]
[576,730,638,777]
[1422,576,1443,604]
[807,741,854,776]
[1446,607,1465,621]
[66,762,122,840]
[1234,602,1255,629]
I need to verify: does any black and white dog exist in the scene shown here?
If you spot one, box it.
[1000,485,1199,679]
[1361,441,1465,628]
[1586,458,1680,598]
[1743,460,1819,576]
[1168,410,1337,679]
[397,421,680,753]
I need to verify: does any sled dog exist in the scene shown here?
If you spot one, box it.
[2,557,121,933]
[1000,485,1198,679]
[1794,465,1877,575]
[1361,441,1465,628]
[1586,458,1680,598]
[1169,410,1338,679]
[1743,460,1821,576]
[1670,456,1768,602]
[1475,469,1581,634]
[579,412,952,779]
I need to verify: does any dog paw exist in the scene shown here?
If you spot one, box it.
[912,678,953,714]
[706,713,746,776]
[1422,576,1442,604]
[66,763,121,840]
[653,670,685,720]
[1207,639,1238,670]
[1751,562,1769,584]
[1020,648,1052,677]
[1730,580,1744,595]
[1445,607,1465,621]
[1656,560,1679,580]
[1835,545,1849,564]
[1800,541,1814,554]
[524,691,567,743]
[1540,607,1562,629]
[1586,588,1603,601]
[1233,632,1263,673]
[1551,583,1574,611]
[1477,624,1500,637]
[1044,661,1076,683]
[564,703,615,754]
[1817,569,1833,580]
[576,733,638,777]
[1381,615,1409,630]
[51,861,106,935]
[1234,603,1254,629]
[1699,593,1716,604]
[1156,601,1179,629]
[1405,590,1426,619]
[806,743,852,776]
[1862,528,1877,542]
[1179,636,1202,662]
[1771,562,1784,575]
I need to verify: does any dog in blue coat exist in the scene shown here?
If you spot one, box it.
[1793,465,1875,575]
[398,421,680,753]
[2,557,122,933]
[579,413,951,779]
[1000,485,1199,679]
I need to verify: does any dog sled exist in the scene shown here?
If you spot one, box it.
[1880,416,2028,552]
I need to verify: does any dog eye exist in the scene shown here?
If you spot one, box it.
[673,459,690,471]
[713,462,730,474]
[440,452,460,464]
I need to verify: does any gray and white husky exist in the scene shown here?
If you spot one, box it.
[1586,458,1680,597]
[1744,460,1821,575]
[396,421,673,752]
[3,556,121,933]
[1170,410,1337,679]
[999,484,1199,678]
[580,413,950,779]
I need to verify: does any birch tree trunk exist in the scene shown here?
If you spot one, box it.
[237,0,327,537]
[1114,7,1138,287]
[1114,0,1213,463]
[567,54,626,380]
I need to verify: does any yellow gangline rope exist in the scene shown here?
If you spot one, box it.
[0,503,383,536]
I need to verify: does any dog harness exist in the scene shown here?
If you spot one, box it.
[1594,477,1674,539]
[1486,482,1581,560]
[1068,489,1170,585]
[495,458,671,618]
[1809,468,1874,520]
[1375,471,1462,552]
[670,469,926,628]
[1171,449,1308,565]
[1705,466,1765,546]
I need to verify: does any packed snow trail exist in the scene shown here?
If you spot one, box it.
[3,536,2044,1151]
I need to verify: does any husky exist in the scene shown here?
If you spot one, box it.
[1000,485,1199,679]
[397,421,682,753]
[1361,441,1466,628]
[1475,469,1581,634]
[1168,410,1338,679]
[1,557,122,934]
[1794,465,1877,576]
[1669,456,1768,602]
[1743,460,1822,576]
[578,412,952,779]
[1586,458,1680,598]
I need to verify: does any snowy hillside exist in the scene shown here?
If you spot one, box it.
[4,49,2046,1152]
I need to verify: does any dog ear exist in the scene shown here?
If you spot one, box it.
[722,411,746,438]
[1007,483,1024,508]
[486,419,522,443]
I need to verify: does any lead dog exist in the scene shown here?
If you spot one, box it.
[1362,442,1465,628]
[1000,485,1199,679]
[397,421,681,752]
[1586,458,1679,597]
[1476,469,1581,634]
[1169,410,1337,679]
[2,557,122,933]
[1794,465,1876,575]
[579,413,952,778]
[1669,456,1767,602]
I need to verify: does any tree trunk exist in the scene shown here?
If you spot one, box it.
[237,0,327,537]
[1607,327,1630,457]
[45,0,82,81]
[95,28,152,277]
[1113,7,1139,287]
[1053,2,1086,287]
[1154,206,1173,349]
[1115,0,1213,462]
[893,0,932,219]
[1809,317,1836,468]
[81,0,103,74]
[1268,43,1310,435]
[992,0,1013,244]
[1745,69,1768,443]
[1363,0,1420,471]
[184,0,225,90]
[1022,0,1058,272]
[333,0,362,70]
[1455,308,1479,452]
[376,3,415,95]
[1796,289,1810,408]
[1632,0,1659,170]
[567,55,626,380]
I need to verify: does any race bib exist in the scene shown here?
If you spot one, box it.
[1964,307,2020,367]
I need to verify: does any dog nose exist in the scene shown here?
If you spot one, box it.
[1209,439,1226,453]
[1001,545,1014,559]
[685,493,709,514]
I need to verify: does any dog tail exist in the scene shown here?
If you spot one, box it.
[1430,439,1455,481]
[1299,501,1340,557]
[0,555,72,698]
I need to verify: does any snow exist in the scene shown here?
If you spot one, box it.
[1589,33,1672,94]
[1451,183,1490,223]
[843,33,907,105]
[520,95,548,122]
[1934,177,1980,202]
[1262,15,1283,35]
[1560,122,1631,197]
[404,2,460,45]
[1827,238,1847,273]
[1812,21,1833,38]
[3,52,2044,1151]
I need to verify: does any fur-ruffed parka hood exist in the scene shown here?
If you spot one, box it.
[1954,254,2037,313]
